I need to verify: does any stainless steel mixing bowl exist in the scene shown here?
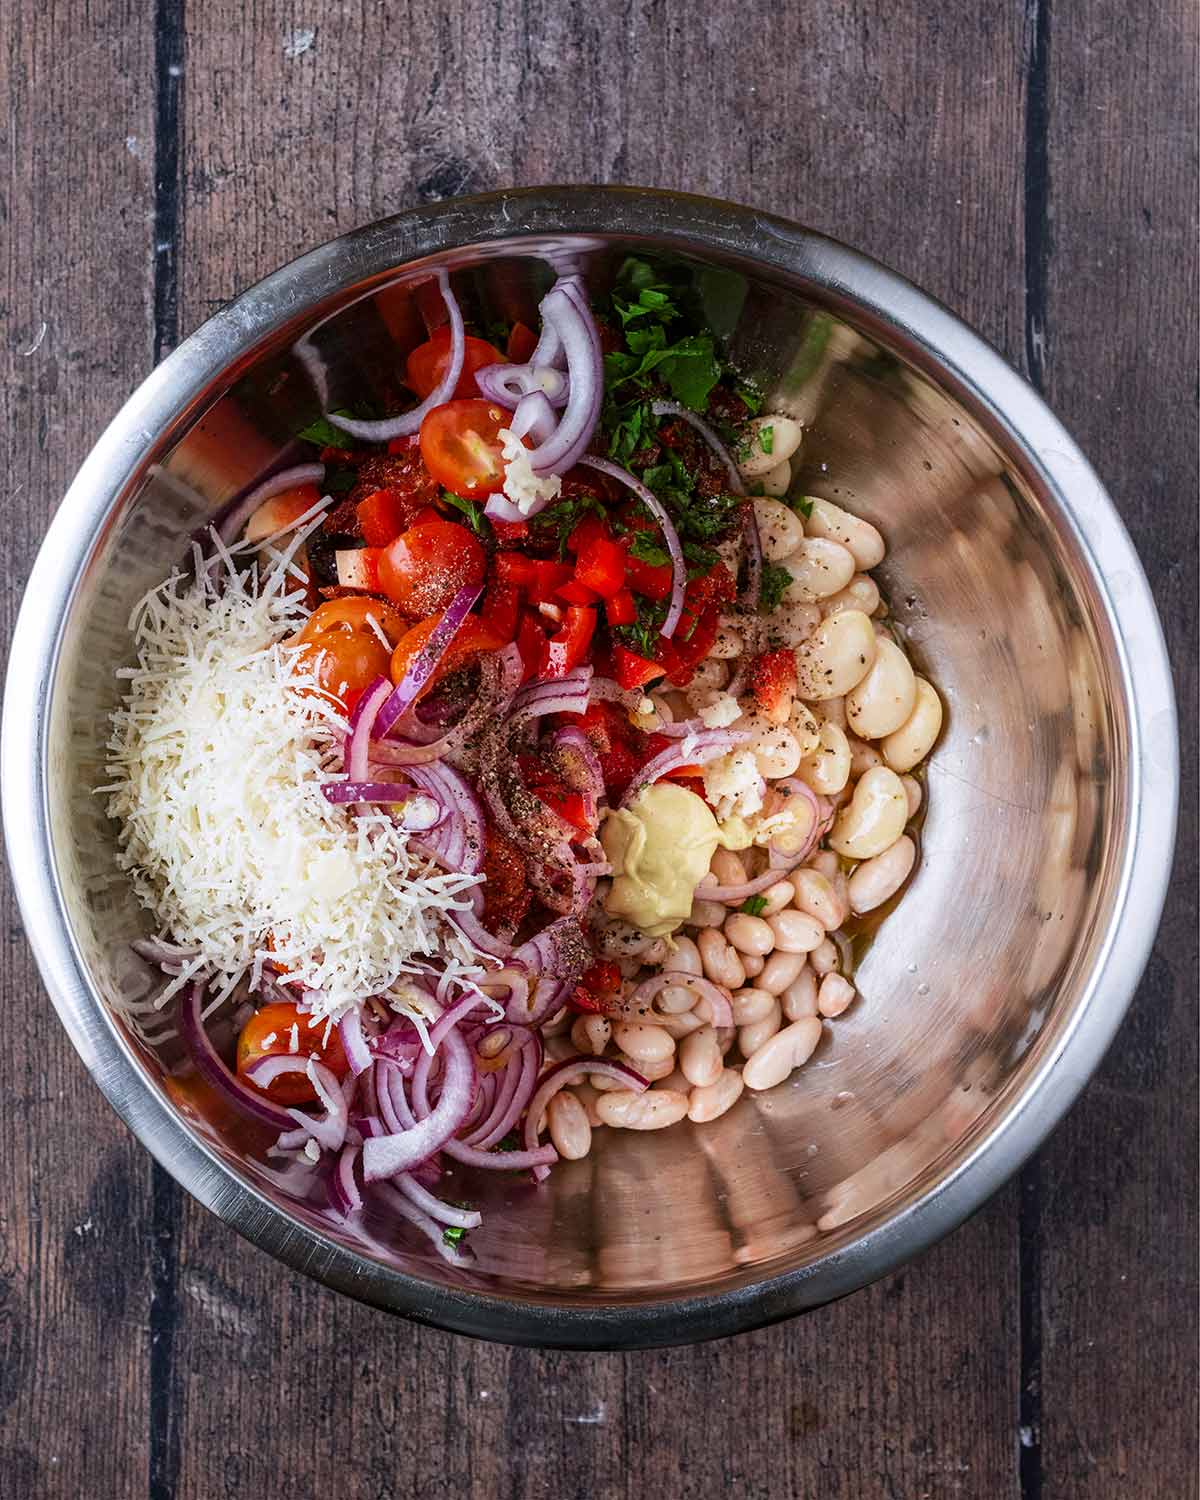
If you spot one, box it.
[1,188,1178,1347]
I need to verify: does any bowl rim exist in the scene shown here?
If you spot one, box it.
[1,185,1178,1348]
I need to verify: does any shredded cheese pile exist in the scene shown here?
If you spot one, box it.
[102,551,484,1021]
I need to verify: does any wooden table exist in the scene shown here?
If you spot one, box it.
[2,4,1195,1496]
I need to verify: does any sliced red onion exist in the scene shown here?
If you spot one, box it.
[694,859,808,902]
[346,676,392,783]
[370,1181,474,1265]
[178,982,295,1131]
[508,389,559,443]
[218,463,326,545]
[483,492,531,523]
[764,777,824,862]
[530,313,565,369]
[406,760,486,875]
[246,1054,349,1152]
[376,1060,416,1134]
[469,1032,543,1149]
[740,500,764,613]
[338,1007,373,1077]
[632,970,734,1028]
[619,728,751,807]
[329,1144,363,1216]
[393,1173,481,1229]
[321,782,437,819]
[652,716,706,738]
[327,271,464,441]
[527,286,603,477]
[580,455,687,637]
[448,905,515,961]
[362,1028,475,1180]
[374,583,482,740]
[588,675,642,709]
[522,1056,648,1181]
[511,665,593,720]
[370,645,523,766]
[440,1136,557,1172]
[476,362,569,409]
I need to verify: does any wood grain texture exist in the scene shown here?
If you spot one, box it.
[0,2,158,1496]
[1035,2,1199,1495]
[0,0,1194,1496]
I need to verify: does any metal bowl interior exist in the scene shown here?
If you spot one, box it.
[2,189,1176,1347]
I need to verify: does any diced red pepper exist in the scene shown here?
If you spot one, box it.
[356,489,415,547]
[644,731,703,781]
[747,648,798,720]
[570,959,622,1013]
[657,604,721,687]
[611,644,664,692]
[623,552,675,601]
[604,587,637,628]
[479,582,520,643]
[490,518,529,544]
[542,606,597,678]
[506,321,538,363]
[386,433,420,455]
[686,562,737,613]
[411,504,443,527]
[334,546,382,591]
[575,532,628,599]
[536,786,595,835]
[516,610,547,684]
[494,553,574,603]
[557,578,602,606]
[567,514,610,553]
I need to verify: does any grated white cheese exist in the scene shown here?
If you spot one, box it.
[703,748,766,822]
[102,555,486,1022]
[498,428,562,516]
[697,692,743,730]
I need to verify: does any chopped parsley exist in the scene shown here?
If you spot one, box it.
[759,424,775,456]
[791,494,815,520]
[604,395,656,467]
[442,1225,468,1249]
[614,594,669,659]
[605,325,721,413]
[642,452,741,546]
[440,491,490,537]
[296,413,360,449]
[612,284,680,328]
[736,381,764,416]
[628,531,670,568]
[759,562,792,614]
[529,490,607,556]
[740,896,768,916]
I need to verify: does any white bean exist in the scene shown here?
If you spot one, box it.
[617,1051,675,1082]
[572,1080,605,1127]
[656,982,699,1015]
[711,847,748,886]
[804,497,885,570]
[547,1091,592,1159]
[668,933,703,975]
[655,1067,691,1093]
[766,909,825,953]
[817,973,856,1018]
[882,677,944,773]
[758,880,795,917]
[738,999,782,1056]
[848,834,916,914]
[544,1033,577,1063]
[742,1018,823,1091]
[570,1014,612,1056]
[724,912,776,956]
[808,849,839,878]
[740,952,765,978]
[781,967,818,1020]
[687,1068,745,1122]
[795,610,878,699]
[731,987,777,1025]
[847,733,885,777]
[747,719,802,779]
[781,539,856,604]
[829,766,909,859]
[688,898,727,928]
[737,415,803,478]
[753,495,807,561]
[809,937,840,976]
[846,638,918,739]
[697,928,746,989]
[655,1009,707,1040]
[680,1025,723,1088]
[688,656,730,692]
[707,626,743,661]
[901,774,923,818]
[789,701,821,758]
[820,695,848,729]
[613,1021,675,1065]
[771,602,822,646]
[796,721,851,796]
[759,948,807,996]
[759,458,793,497]
[790,868,847,931]
[822,574,881,619]
[596,1089,690,1130]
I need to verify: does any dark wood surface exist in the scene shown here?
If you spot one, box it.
[1,3,1195,1496]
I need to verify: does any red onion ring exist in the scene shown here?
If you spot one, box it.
[475,362,569,409]
[328,1144,363,1216]
[327,271,464,442]
[694,859,807,902]
[448,905,515,961]
[440,1135,557,1172]
[468,1031,543,1149]
[361,1027,475,1180]
[632,970,734,1028]
[370,1180,474,1264]
[218,463,327,545]
[527,285,603,477]
[374,583,482,739]
[178,982,295,1131]
[580,455,688,638]
[650,401,744,495]
[406,759,487,875]
[393,1172,482,1229]
[619,728,751,807]
[763,777,826,862]
[522,1056,648,1181]
[338,1007,373,1077]
[346,676,392,783]
[369,645,523,766]
[509,389,559,443]
[247,1054,349,1152]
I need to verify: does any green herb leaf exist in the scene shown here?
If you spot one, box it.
[791,494,815,520]
[440,491,490,537]
[759,424,775,456]
[628,531,670,567]
[296,414,359,449]
[740,896,768,916]
[614,594,669,659]
[442,1225,467,1248]
[529,490,607,557]
[759,562,792,614]
[735,381,764,416]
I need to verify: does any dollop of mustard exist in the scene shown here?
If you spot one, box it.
[600,784,749,938]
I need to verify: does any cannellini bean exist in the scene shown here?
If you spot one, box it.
[758,880,795,917]
[655,1009,707,1040]
[617,1051,676,1082]
[759,458,793,497]
[697,927,746,989]
[708,625,744,660]
[781,967,819,1020]
[723,912,776,956]
[738,999,782,1056]
[795,610,878,699]
[771,602,822,646]
[781,539,857,604]
[687,1068,745,1122]
[847,733,885,777]
[789,701,821,758]
[804,497,885,570]
[593,917,658,960]
[731,987,777,1025]
[711,847,748,886]
[747,719,802,779]
[688,656,730,693]
[688,898,727,928]
[741,952,765,978]
[547,1091,592,1159]
[613,1020,676,1065]
[848,834,916,914]
[544,1033,577,1062]
[820,695,848,729]
[808,849,839,878]
[590,1069,631,1092]
[882,677,944,773]
[737,415,804,478]
[573,1080,605,1127]
[846,638,918,739]
[680,1025,723,1087]
[753,495,807,561]
[596,1089,690,1130]
[641,937,670,967]
[822,574,881,619]
[809,937,840,976]
[791,867,848,930]
[571,1014,612,1056]
[656,982,700,1015]
[901,774,923,818]
[759,948,807,996]
[655,1068,691,1093]
[817,973,856,1018]
[829,765,909,859]
[767,909,825,953]
[742,1017,823,1090]
[668,933,703,975]
[796,721,852,796]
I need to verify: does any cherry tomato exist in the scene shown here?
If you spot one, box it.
[236,1001,349,1105]
[243,484,323,545]
[419,399,511,497]
[377,520,486,618]
[506,321,538,363]
[406,327,504,400]
[389,613,505,695]
[293,597,406,712]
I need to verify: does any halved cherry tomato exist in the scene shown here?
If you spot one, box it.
[604,587,637,628]
[405,326,505,401]
[236,1001,350,1105]
[378,520,486,617]
[611,643,664,692]
[542,605,596,678]
[419,398,511,496]
[506,321,538,363]
[479,582,520,643]
[389,613,505,696]
[292,597,406,712]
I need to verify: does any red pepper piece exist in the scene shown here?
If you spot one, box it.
[542,605,597,678]
[611,644,664,692]
[604,587,637,628]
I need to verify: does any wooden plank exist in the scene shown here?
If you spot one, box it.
[0,2,158,1496]
[172,6,1027,1499]
[1036,2,1199,1495]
